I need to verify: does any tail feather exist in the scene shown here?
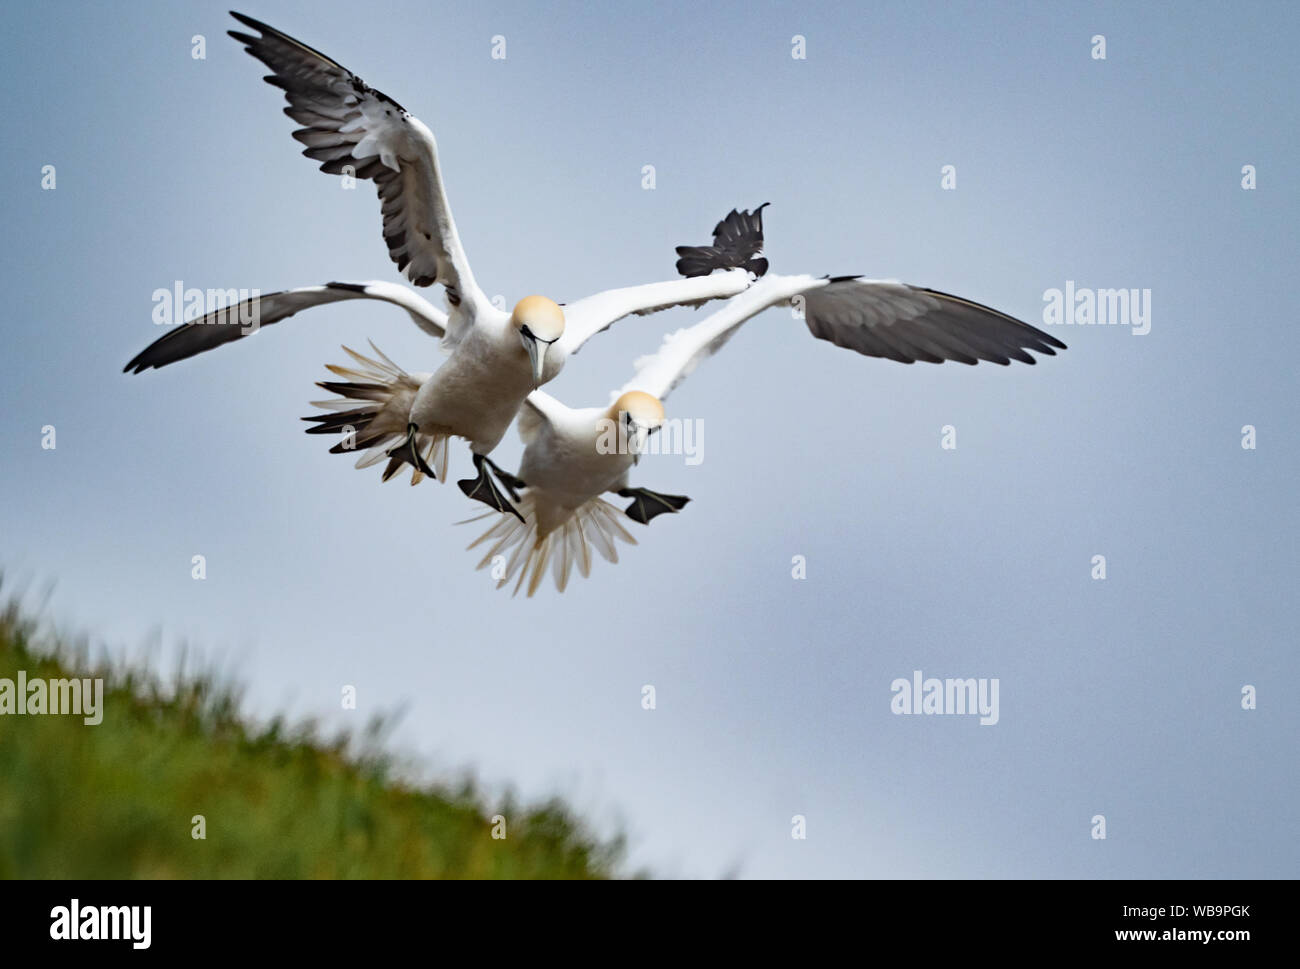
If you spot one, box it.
[585,500,636,559]
[302,406,377,434]
[568,515,592,578]
[309,397,374,412]
[463,494,637,597]
[355,437,403,468]
[304,343,447,483]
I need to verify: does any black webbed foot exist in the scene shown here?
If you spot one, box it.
[382,423,437,482]
[459,453,525,522]
[617,487,691,525]
[483,456,526,502]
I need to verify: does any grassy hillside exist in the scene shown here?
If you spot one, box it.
[0,599,624,879]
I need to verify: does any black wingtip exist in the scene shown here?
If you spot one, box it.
[229,11,269,33]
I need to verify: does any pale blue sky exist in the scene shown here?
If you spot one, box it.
[1,0,1296,877]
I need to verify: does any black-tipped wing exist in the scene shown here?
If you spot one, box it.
[228,13,487,320]
[800,279,1066,366]
[675,203,769,278]
[124,281,447,373]
[617,273,1066,401]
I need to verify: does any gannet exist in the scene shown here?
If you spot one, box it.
[462,388,683,596]
[124,12,754,517]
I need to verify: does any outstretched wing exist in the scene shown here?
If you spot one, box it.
[617,273,1067,401]
[124,281,448,373]
[228,12,489,324]
[556,270,753,356]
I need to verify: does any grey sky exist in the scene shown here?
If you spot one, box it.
[1,0,1296,877]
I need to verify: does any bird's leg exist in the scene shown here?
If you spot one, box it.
[459,453,525,522]
[382,423,437,481]
[616,487,691,525]
[483,456,526,501]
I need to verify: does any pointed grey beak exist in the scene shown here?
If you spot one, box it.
[524,334,547,388]
[629,422,649,461]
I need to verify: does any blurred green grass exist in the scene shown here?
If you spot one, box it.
[0,597,625,879]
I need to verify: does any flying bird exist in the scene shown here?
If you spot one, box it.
[131,10,1063,547]
[126,12,758,516]
[462,387,685,596]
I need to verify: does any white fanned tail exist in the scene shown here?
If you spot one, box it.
[464,494,637,597]
[303,343,447,485]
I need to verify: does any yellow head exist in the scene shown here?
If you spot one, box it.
[607,390,665,457]
[512,296,565,386]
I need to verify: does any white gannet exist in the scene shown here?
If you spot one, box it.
[304,246,1066,594]
[463,388,680,596]
[122,13,755,517]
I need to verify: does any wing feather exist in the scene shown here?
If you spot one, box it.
[557,270,753,356]
[124,281,447,373]
[616,274,1067,401]
[228,13,486,319]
